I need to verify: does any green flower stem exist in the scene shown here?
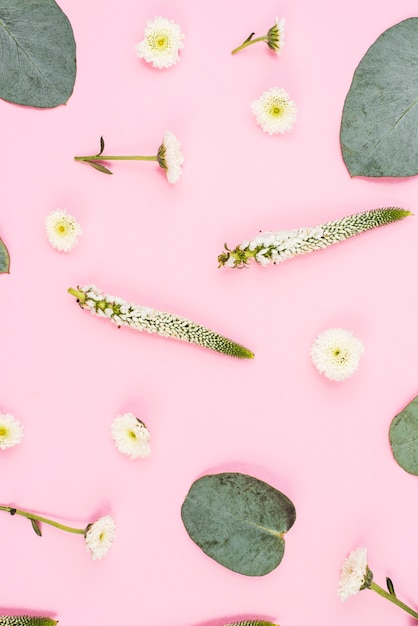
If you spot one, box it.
[371,581,418,619]
[231,36,267,54]
[74,154,157,162]
[0,505,86,535]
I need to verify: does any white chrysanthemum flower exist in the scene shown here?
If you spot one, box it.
[267,17,285,54]
[311,328,364,382]
[84,515,115,560]
[45,209,82,252]
[111,413,151,460]
[338,547,369,601]
[157,130,184,183]
[251,87,297,135]
[136,16,184,69]
[0,413,23,449]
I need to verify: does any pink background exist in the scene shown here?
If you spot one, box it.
[1,0,418,625]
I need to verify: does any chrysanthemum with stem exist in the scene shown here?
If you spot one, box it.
[0,505,115,560]
[0,617,58,625]
[68,284,254,359]
[218,207,412,268]
[251,87,297,135]
[136,16,184,69]
[111,413,151,460]
[74,131,184,184]
[339,547,418,619]
[231,17,285,55]
[0,413,23,450]
[311,328,364,382]
[45,209,82,252]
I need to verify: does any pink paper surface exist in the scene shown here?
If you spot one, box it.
[1,1,417,625]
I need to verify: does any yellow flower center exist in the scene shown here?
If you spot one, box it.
[153,33,169,50]
[0,426,8,437]
[128,430,137,440]
[55,222,68,235]
[270,102,284,117]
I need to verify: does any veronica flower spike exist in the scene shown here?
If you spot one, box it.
[68,285,254,359]
[0,504,115,560]
[74,131,184,183]
[339,547,418,619]
[218,207,412,268]
[231,17,285,55]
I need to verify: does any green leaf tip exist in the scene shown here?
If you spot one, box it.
[68,285,254,360]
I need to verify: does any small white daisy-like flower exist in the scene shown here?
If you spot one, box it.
[84,515,115,560]
[311,328,364,382]
[0,413,23,449]
[267,17,285,54]
[251,87,297,135]
[111,412,151,460]
[45,209,82,252]
[338,547,370,601]
[136,16,184,69]
[157,130,184,183]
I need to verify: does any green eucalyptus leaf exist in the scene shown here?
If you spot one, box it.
[389,395,418,475]
[30,518,42,536]
[340,18,418,177]
[181,472,296,576]
[0,0,76,108]
[0,238,10,273]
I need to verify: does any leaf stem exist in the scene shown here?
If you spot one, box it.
[74,155,157,162]
[231,36,267,54]
[0,505,86,535]
[371,581,418,619]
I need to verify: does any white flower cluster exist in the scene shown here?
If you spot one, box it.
[136,16,184,69]
[84,515,116,560]
[111,413,151,460]
[219,208,412,269]
[223,225,325,268]
[338,547,369,601]
[70,285,253,359]
[0,413,23,449]
[157,130,184,184]
[311,328,364,382]
[251,87,297,135]
[45,209,82,252]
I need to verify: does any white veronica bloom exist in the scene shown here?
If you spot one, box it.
[45,209,82,252]
[157,130,184,183]
[84,515,116,560]
[136,16,184,69]
[251,86,297,135]
[311,328,364,382]
[111,413,151,459]
[0,413,23,449]
[338,547,369,601]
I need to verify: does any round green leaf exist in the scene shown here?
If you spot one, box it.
[389,395,418,475]
[0,238,10,274]
[181,472,296,576]
[340,18,418,177]
[0,0,76,108]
